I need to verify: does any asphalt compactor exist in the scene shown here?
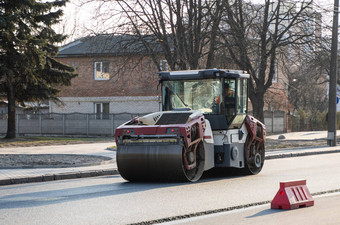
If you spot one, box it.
[115,69,266,182]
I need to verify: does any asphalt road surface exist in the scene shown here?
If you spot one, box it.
[1,153,340,225]
[164,193,340,225]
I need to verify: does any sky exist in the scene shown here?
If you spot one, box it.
[58,0,336,43]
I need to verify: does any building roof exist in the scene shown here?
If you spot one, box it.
[57,34,164,57]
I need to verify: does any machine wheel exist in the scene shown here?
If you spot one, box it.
[243,136,265,175]
[182,141,205,182]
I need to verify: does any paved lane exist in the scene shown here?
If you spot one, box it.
[1,153,340,224]
[166,193,340,225]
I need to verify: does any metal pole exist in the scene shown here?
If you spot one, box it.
[16,113,19,135]
[272,110,274,133]
[87,114,89,137]
[62,114,65,135]
[328,0,339,146]
[39,113,42,135]
[111,114,115,136]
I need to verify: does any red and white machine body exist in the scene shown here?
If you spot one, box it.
[115,69,266,182]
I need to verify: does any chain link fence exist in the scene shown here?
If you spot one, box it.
[0,112,151,137]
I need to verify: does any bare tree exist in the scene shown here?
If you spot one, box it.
[77,0,327,123]
[80,0,225,71]
[219,0,319,121]
[284,36,329,110]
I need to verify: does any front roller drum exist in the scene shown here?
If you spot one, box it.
[117,142,205,182]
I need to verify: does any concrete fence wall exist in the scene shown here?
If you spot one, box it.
[0,110,286,136]
[0,113,151,137]
[263,110,286,134]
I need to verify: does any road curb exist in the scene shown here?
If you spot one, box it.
[0,168,119,186]
[265,149,340,160]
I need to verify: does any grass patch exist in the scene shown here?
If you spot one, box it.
[1,135,334,150]
[27,136,109,141]
[0,136,114,148]
[265,139,327,150]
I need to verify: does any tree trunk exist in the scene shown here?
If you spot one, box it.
[5,79,16,139]
[251,95,265,123]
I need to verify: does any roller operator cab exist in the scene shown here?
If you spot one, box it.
[115,69,266,182]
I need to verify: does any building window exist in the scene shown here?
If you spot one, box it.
[94,62,110,80]
[94,102,109,120]
[272,61,278,83]
[72,61,78,70]
[160,59,169,71]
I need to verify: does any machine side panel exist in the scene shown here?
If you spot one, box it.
[203,119,215,171]
[213,124,248,168]
[214,143,245,168]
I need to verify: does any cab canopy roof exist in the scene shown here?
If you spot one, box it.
[159,69,250,81]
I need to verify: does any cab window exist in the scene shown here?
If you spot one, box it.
[224,79,236,123]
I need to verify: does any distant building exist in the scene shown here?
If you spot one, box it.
[54,34,165,116]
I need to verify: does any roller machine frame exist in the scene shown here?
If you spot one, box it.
[115,69,266,182]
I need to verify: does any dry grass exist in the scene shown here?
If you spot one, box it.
[265,139,328,150]
[0,135,334,150]
[0,136,114,148]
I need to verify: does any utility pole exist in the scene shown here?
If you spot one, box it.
[328,0,339,146]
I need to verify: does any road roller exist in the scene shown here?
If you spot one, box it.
[115,69,266,182]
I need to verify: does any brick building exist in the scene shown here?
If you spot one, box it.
[54,34,163,116]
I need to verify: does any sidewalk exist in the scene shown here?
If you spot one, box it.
[1,131,340,186]
[267,130,340,141]
[0,143,118,185]
[266,130,340,158]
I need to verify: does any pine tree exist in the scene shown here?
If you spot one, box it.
[0,0,76,138]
